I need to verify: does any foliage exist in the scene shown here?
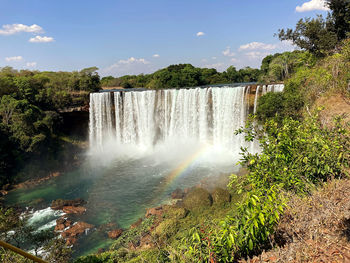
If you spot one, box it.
[101,64,261,89]
[0,67,101,187]
[257,39,350,123]
[259,51,316,83]
[0,248,31,263]
[256,92,285,121]
[181,113,350,262]
[326,0,350,40]
[182,188,213,211]
[44,238,72,263]
[278,0,350,56]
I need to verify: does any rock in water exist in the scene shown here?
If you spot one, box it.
[55,217,72,231]
[62,206,86,214]
[61,221,94,245]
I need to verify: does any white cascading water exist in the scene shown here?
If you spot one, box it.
[89,85,284,153]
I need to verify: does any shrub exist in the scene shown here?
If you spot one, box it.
[183,188,213,211]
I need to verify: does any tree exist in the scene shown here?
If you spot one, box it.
[225,66,239,82]
[278,16,338,57]
[326,0,350,40]
[278,0,350,57]
[0,95,19,125]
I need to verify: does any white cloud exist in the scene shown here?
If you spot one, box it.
[102,57,152,77]
[29,35,54,43]
[5,56,23,62]
[202,62,226,72]
[231,58,238,63]
[0,24,43,35]
[26,62,37,67]
[222,46,235,57]
[296,0,329,12]
[277,40,296,51]
[212,57,217,60]
[245,51,270,60]
[239,42,277,51]
[196,32,205,37]
[117,57,149,65]
[153,54,160,58]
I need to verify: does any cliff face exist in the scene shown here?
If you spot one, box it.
[61,111,89,140]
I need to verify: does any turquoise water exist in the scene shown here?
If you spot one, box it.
[5,142,236,257]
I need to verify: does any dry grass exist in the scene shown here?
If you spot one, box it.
[313,93,350,128]
[241,178,350,263]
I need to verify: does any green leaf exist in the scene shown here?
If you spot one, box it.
[258,213,265,225]
[248,239,253,250]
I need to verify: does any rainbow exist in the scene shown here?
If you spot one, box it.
[160,143,210,193]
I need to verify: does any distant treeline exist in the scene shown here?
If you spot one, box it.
[101,51,312,89]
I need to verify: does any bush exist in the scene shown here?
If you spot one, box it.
[183,188,213,211]
[256,92,285,121]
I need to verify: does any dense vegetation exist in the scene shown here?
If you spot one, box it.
[0,67,101,187]
[257,38,350,122]
[101,64,261,89]
[101,51,320,89]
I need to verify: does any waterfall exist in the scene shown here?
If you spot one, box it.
[89,85,284,152]
[253,86,260,114]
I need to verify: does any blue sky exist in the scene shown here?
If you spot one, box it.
[0,0,329,76]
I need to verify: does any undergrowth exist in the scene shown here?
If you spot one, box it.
[180,114,350,262]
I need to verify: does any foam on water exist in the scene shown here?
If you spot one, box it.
[27,207,65,229]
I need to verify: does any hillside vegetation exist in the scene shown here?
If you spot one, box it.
[0,67,100,187]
